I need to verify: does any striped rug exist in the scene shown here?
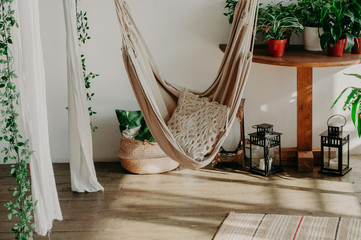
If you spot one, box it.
[214,213,361,240]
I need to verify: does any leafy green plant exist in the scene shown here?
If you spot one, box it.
[258,13,303,40]
[296,0,331,27]
[224,0,238,24]
[225,1,302,38]
[331,73,361,137]
[344,0,361,38]
[320,0,354,52]
[76,0,99,132]
[262,1,297,18]
[0,0,36,239]
[115,110,155,142]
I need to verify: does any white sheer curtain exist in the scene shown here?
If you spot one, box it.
[63,0,104,193]
[15,0,63,236]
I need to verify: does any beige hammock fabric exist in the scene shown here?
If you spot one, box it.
[115,0,258,169]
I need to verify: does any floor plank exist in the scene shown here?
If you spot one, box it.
[0,158,361,239]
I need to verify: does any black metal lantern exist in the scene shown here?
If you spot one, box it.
[319,115,351,176]
[249,123,283,176]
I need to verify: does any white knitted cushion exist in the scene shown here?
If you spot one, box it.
[167,89,229,162]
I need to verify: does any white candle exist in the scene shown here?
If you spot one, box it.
[259,158,273,171]
[329,159,338,169]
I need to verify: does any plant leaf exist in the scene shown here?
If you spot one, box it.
[345,73,361,79]
[115,110,128,132]
[331,87,355,109]
[358,106,361,137]
[320,32,331,53]
[345,32,355,51]
[342,89,359,110]
[128,111,143,130]
[351,95,361,126]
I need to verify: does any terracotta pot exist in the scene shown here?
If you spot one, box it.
[327,39,346,57]
[352,37,361,54]
[268,39,287,57]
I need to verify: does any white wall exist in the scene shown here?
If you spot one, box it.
[36,0,361,163]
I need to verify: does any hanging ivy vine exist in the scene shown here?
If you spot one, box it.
[76,0,99,132]
[0,0,36,239]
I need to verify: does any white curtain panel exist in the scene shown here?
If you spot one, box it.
[63,0,104,192]
[15,0,63,236]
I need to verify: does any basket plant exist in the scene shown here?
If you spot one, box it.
[115,110,155,142]
[115,110,179,174]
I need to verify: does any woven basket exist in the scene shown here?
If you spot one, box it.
[118,135,179,174]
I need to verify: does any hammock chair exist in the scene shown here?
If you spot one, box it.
[115,0,258,169]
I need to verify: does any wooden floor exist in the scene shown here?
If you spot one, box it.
[1,157,361,240]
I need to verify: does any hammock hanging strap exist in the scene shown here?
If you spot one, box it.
[115,0,258,169]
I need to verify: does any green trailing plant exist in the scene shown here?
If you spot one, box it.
[0,0,36,239]
[320,0,355,53]
[115,110,155,142]
[296,0,331,27]
[331,73,361,137]
[258,13,303,40]
[75,0,99,132]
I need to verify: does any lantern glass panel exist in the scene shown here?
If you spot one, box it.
[342,140,349,169]
[273,147,281,168]
[251,144,280,171]
[251,145,264,169]
[319,128,351,176]
[322,146,339,170]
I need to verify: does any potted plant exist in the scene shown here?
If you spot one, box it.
[258,13,303,57]
[115,110,179,174]
[345,0,361,54]
[351,22,361,54]
[331,73,361,137]
[256,1,300,45]
[265,2,299,46]
[225,1,302,47]
[296,0,329,51]
[320,0,354,57]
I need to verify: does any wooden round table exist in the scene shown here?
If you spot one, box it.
[220,44,361,171]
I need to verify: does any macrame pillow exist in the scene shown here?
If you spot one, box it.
[167,89,229,162]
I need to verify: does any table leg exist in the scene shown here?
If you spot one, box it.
[297,67,314,172]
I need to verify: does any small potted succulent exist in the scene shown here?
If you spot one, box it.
[258,13,303,57]
[320,1,354,57]
[115,110,179,174]
[296,0,329,51]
